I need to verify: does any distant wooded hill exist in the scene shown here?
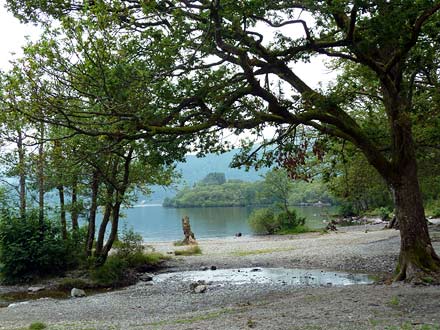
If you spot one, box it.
[140,150,268,204]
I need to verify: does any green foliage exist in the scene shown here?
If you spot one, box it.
[248,208,278,234]
[28,322,46,330]
[90,255,128,287]
[164,170,332,208]
[425,200,440,218]
[91,228,169,286]
[57,278,89,290]
[249,208,306,235]
[174,245,202,256]
[0,211,82,283]
[277,211,306,229]
[199,172,226,186]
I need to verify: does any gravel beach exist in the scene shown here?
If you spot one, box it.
[1,222,440,330]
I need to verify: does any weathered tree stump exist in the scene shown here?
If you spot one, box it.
[386,215,399,230]
[325,219,337,231]
[181,216,197,245]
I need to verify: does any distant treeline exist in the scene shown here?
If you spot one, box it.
[163,172,333,208]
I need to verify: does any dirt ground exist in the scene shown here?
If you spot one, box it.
[1,222,440,330]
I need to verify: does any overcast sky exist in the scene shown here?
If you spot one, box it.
[0,0,41,71]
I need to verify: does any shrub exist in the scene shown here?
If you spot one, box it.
[276,210,306,231]
[249,208,306,235]
[29,322,47,330]
[90,255,128,287]
[0,211,82,283]
[91,228,169,286]
[248,208,278,234]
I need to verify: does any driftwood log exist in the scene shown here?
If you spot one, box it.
[181,216,197,245]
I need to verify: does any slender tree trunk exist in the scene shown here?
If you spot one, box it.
[101,199,123,260]
[94,186,114,258]
[71,179,79,232]
[58,185,67,240]
[38,123,45,229]
[392,158,440,281]
[86,171,100,257]
[17,129,26,219]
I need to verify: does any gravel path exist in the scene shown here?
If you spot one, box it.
[1,223,440,330]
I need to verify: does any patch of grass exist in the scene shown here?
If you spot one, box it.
[29,323,46,330]
[174,245,202,256]
[388,296,400,307]
[231,247,294,257]
[277,225,316,235]
[421,276,435,284]
[247,318,256,328]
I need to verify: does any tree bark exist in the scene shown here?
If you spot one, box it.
[94,187,113,259]
[392,159,440,281]
[17,129,26,219]
[86,170,100,256]
[71,179,79,232]
[58,185,67,240]
[37,123,45,229]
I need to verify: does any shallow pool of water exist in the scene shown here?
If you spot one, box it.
[154,268,374,287]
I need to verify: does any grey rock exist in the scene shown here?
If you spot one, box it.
[71,288,86,298]
[210,265,217,271]
[193,285,207,294]
[139,273,153,282]
[200,266,209,271]
[28,286,45,293]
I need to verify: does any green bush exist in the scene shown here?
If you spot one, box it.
[248,208,278,234]
[0,211,82,283]
[276,210,306,230]
[90,255,128,287]
[29,322,47,330]
[91,228,169,286]
[249,208,306,235]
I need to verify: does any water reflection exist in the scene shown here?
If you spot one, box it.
[154,268,374,287]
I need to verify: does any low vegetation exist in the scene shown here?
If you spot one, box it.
[249,208,306,235]
[174,245,202,256]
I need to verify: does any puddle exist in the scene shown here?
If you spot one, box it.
[154,268,374,287]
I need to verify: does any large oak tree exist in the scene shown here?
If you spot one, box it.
[6,0,440,281]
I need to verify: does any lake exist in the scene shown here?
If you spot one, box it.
[118,205,335,242]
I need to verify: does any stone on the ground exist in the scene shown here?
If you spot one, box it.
[139,273,153,282]
[28,286,45,293]
[210,265,217,270]
[71,288,86,298]
[193,285,207,293]
[200,266,209,271]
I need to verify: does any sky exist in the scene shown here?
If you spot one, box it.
[0,0,41,71]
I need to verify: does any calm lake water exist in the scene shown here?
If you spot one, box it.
[118,205,335,242]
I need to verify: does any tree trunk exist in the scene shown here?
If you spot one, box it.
[100,199,122,262]
[58,185,67,240]
[392,160,440,281]
[17,129,26,219]
[86,171,100,257]
[94,190,113,259]
[71,180,79,232]
[38,123,45,229]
